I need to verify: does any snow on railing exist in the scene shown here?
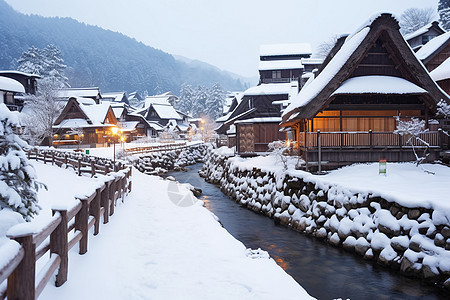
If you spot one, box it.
[0,151,132,300]
[27,148,127,176]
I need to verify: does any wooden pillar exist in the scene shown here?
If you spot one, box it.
[50,209,68,287]
[128,168,132,192]
[90,188,102,235]
[109,179,116,216]
[7,234,35,300]
[77,158,82,176]
[317,130,322,173]
[101,182,110,224]
[91,160,96,177]
[75,199,89,254]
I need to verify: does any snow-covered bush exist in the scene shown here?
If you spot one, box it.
[394,117,433,173]
[268,140,290,170]
[0,104,40,221]
[437,99,450,118]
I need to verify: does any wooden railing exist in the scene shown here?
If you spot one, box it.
[27,148,126,176]
[298,131,443,149]
[0,151,132,300]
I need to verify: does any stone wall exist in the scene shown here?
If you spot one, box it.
[200,149,450,290]
[132,144,208,175]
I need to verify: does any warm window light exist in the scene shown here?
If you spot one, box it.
[53,134,59,138]
[121,137,126,142]
[201,119,205,124]
[201,127,204,131]
[111,127,119,135]
[286,140,291,147]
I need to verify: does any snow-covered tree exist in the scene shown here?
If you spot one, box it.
[0,104,40,221]
[268,140,290,170]
[192,85,208,118]
[437,99,450,118]
[316,35,339,59]
[22,80,64,146]
[17,44,69,88]
[17,46,45,75]
[177,83,194,115]
[439,0,450,30]
[400,7,438,35]
[205,83,225,120]
[394,116,434,173]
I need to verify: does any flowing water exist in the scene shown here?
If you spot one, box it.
[168,164,448,300]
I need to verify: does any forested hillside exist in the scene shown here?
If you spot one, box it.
[0,0,246,93]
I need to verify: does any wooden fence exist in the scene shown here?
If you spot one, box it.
[0,149,132,300]
[27,148,126,176]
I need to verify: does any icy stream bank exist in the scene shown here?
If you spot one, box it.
[200,148,450,290]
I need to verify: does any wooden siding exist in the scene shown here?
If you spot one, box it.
[436,79,450,95]
[237,124,254,153]
[237,123,286,153]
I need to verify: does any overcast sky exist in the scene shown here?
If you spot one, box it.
[5,0,439,78]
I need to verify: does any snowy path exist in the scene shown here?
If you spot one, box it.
[36,163,312,300]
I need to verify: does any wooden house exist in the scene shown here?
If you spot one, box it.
[53,97,118,147]
[223,82,299,154]
[259,43,312,84]
[134,95,182,126]
[281,13,449,169]
[415,31,450,72]
[405,21,446,51]
[0,75,25,111]
[0,71,40,111]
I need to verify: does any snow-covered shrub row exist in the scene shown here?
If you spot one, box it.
[132,144,208,175]
[200,149,450,289]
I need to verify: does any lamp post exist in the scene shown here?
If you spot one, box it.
[111,126,119,164]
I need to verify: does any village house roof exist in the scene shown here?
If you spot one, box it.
[102,92,128,104]
[0,70,40,78]
[404,21,446,42]
[0,76,25,93]
[430,57,450,82]
[258,60,304,71]
[415,31,450,63]
[260,43,312,57]
[56,87,101,99]
[54,97,117,129]
[281,13,449,125]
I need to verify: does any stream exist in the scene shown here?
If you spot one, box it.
[168,164,447,300]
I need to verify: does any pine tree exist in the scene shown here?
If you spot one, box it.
[439,0,450,30]
[0,104,40,221]
[177,83,194,116]
[205,83,225,120]
[192,85,208,118]
[17,46,45,75]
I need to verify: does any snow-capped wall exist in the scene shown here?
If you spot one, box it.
[200,149,450,290]
[132,144,208,175]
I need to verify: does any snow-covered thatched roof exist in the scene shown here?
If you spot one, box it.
[332,76,427,95]
[56,87,101,99]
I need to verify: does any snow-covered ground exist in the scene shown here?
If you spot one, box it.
[2,158,312,299]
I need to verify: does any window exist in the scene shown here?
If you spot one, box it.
[272,70,281,79]
[248,97,253,109]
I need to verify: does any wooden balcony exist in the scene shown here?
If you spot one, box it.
[296,130,448,170]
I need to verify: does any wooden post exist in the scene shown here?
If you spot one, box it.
[91,160,96,178]
[101,182,110,224]
[77,158,81,176]
[43,152,47,164]
[109,179,116,216]
[105,164,109,175]
[50,209,68,287]
[90,188,102,235]
[317,130,322,173]
[52,151,55,165]
[128,168,132,192]
[64,154,68,169]
[7,233,36,300]
[75,199,89,254]
[369,129,373,161]
[27,149,31,160]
